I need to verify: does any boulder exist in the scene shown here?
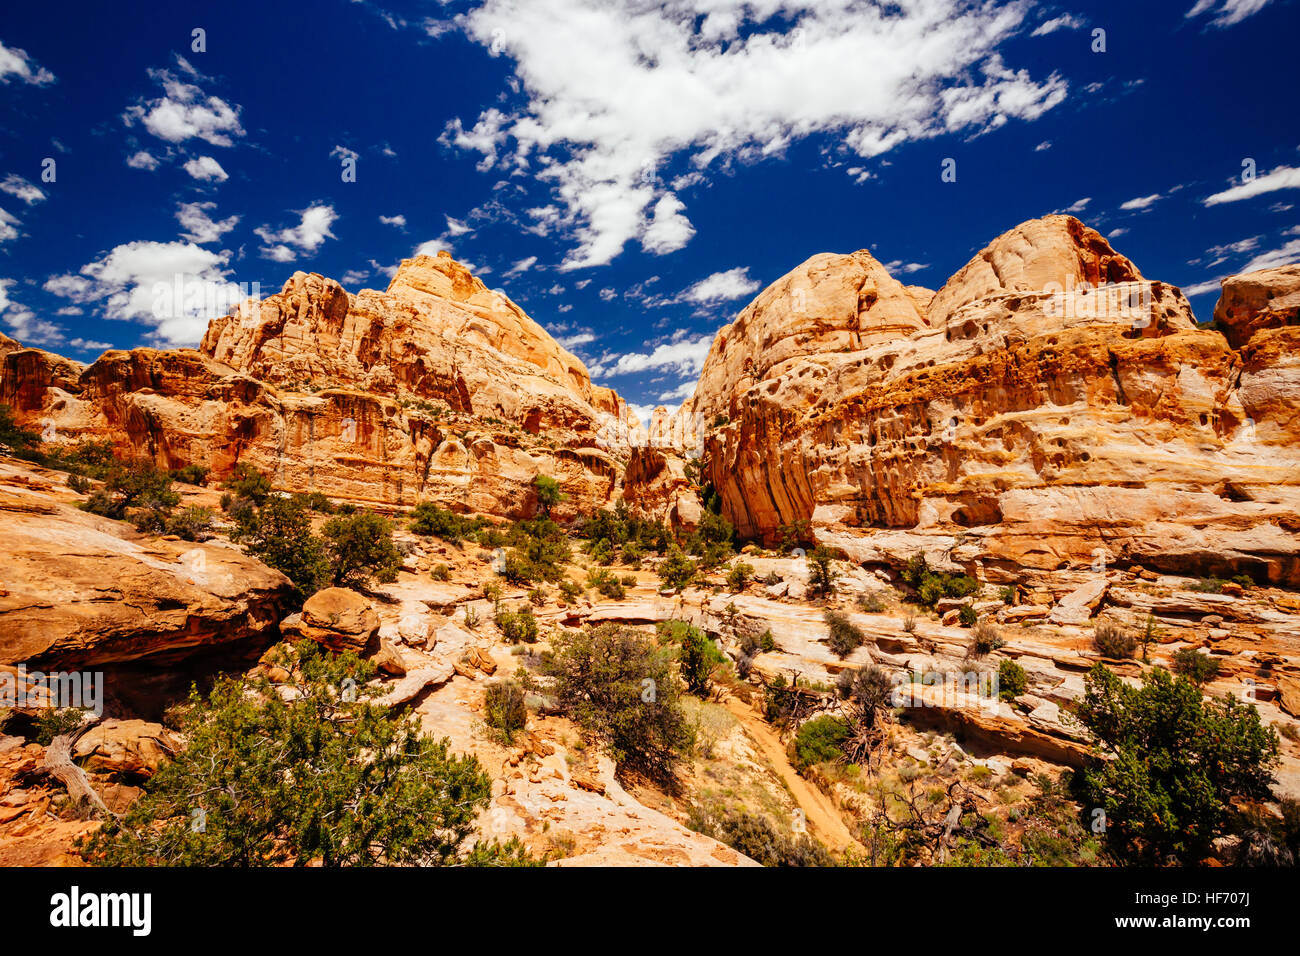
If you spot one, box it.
[72,719,178,778]
[281,588,379,655]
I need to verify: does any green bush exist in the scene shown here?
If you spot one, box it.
[1172,647,1222,685]
[221,462,274,505]
[807,546,838,597]
[997,659,1028,701]
[322,511,401,589]
[81,458,180,530]
[856,591,887,613]
[167,505,214,541]
[169,464,209,486]
[558,578,585,603]
[484,680,528,742]
[408,502,481,542]
[726,561,754,592]
[690,805,834,867]
[901,553,979,608]
[1076,663,1279,865]
[541,624,690,786]
[658,620,726,696]
[792,715,851,771]
[658,545,698,592]
[824,610,865,658]
[0,404,42,455]
[495,604,539,644]
[586,567,626,600]
[957,604,977,627]
[79,642,513,866]
[431,563,451,581]
[532,474,566,517]
[240,496,332,602]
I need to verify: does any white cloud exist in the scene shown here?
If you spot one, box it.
[126,150,160,171]
[176,201,239,244]
[504,255,538,278]
[1181,278,1223,297]
[448,0,1067,269]
[1239,239,1300,273]
[1203,165,1300,206]
[0,40,55,86]
[556,331,595,349]
[123,66,244,146]
[658,380,695,401]
[182,155,228,182]
[1060,197,1090,214]
[882,259,930,275]
[330,145,359,162]
[254,204,337,261]
[1035,140,1052,151]
[444,216,472,236]
[0,174,45,205]
[681,267,761,304]
[589,333,713,378]
[69,337,113,351]
[1032,14,1085,36]
[44,239,253,346]
[1204,236,1261,266]
[1185,0,1274,28]
[0,206,22,243]
[379,214,407,228]
[1120,193,1162,211]
[641,194,695,256]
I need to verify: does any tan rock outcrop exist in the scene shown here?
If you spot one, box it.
[280,588,379,656]
[666,215,1300,586]
[0,457,291,669]
[1,253,640,520]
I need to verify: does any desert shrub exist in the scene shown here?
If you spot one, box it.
[856,591,886,613]
[239,496,332,602]
[527,586,547,606]
[658,620,726,696]
[900,553,979,608]
[998,585,1018,605]
[484,680,528,742]
[1018,773,1106,866]
[482,581,503,603]
[1172,647,1222,685]
[728,561,759,590]
[67,473,92,494]
[431,563,451,582]
[0,404,42,456]
[968,620,1004,658]
[997,659,1028,701]
[221,463,273,505]
[322,511,401,589]
[167,505,214,541]
[1093,621,1138,659]
[558,578,584,603]
[578,500,670,560]
[684,510,735,568]
[409,502,480,542]
[902,614,917,634]
[293,491,336,514]
[78,642,515,866]
[541,624,690,786]
[170,464,209,486]
[1076,663,1279,865]
[689,805,834,867]
[79,458,181,533]
[532,474,565,517]
[957,604,977,627]
[620,573,636,586]
[792,715,851,771]
[495,604,539,644]
[502,517,571,582]
[807,546,838,597]
[586,568,626,600]
[34,707,86,745]
[776,520,812,554]
[836,665,893,719]
[658,545,697,592]
[824,610,865,658]
[462,605,480,630]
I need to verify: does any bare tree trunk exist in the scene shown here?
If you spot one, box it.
[42,731,112,817]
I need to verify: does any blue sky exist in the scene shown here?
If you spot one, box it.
[1,0,1298,422]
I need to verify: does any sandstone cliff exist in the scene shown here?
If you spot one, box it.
[669,215,1300,587]
[1,253,643,519]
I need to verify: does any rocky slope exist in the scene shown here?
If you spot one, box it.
[0,252,644,520]
[669,215,1300,589]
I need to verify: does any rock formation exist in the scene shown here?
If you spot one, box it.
[0,253,644,519]
[670,215,1300,587]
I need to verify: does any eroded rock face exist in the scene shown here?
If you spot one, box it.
[1,253,640,519]
[672,215,1300,586]
[0,458,292,669]
[1213,263,1300,349]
